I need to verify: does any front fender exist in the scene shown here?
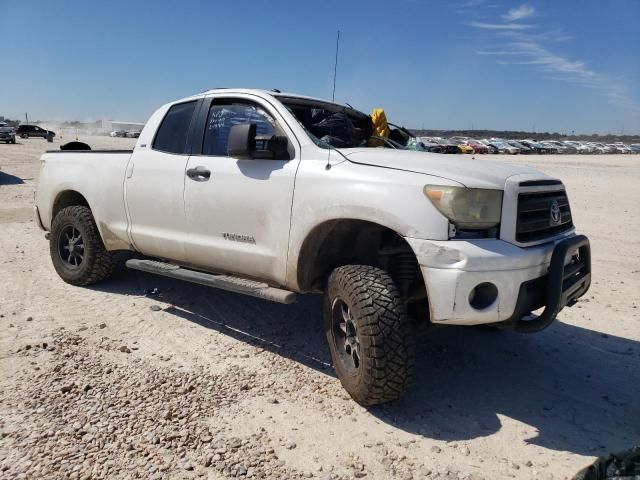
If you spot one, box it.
[285,156,452,290]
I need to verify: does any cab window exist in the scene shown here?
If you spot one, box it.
[153,101,197,154]
[202,101,278,157]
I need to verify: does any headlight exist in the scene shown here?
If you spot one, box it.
[424,185,502,229]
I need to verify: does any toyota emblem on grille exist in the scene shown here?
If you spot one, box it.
[550,200,561,225]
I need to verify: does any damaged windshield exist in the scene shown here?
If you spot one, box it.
[279,96,417,151]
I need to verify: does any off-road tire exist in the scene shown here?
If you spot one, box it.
[324,265,415,406]
[50,206,115,286]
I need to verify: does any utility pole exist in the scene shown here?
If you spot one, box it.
[25,112,29,124]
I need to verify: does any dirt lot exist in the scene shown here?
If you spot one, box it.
[1,135,639,480]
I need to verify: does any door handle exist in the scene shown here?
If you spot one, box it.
[186,166,211,181]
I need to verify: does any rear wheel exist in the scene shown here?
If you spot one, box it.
[50,206,115,285]
[21,133,29,139]
[324,265,414,406]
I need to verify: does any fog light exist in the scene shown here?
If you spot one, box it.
[469,282,498,310]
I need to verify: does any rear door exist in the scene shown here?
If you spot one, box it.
[182,94,300,284]
[124,99,201,262]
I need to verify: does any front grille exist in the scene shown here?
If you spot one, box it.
[516,190,573,242]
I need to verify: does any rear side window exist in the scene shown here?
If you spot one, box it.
[202,102,277,156]
[153,101,197,154]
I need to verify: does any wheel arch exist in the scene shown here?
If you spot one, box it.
[296,218,429,323]
[52,190,91,221]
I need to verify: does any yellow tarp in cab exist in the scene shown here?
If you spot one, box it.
[369,108,390,147]
[371,108,390,138]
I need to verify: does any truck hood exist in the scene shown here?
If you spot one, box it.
[342,148,547,189]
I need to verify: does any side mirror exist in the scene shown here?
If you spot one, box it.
[255,134,289,160]
[228,123,289,160]
[228,123,256,160]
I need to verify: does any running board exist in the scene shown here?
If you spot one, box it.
[125,259,296,304]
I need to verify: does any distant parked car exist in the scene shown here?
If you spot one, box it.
[630,144,640,153]
[427,138,462,154]
[613,143,633,154]
[507,140,533,154]
[16,124,55,139]
[416,139,446,153]
[475,139,497,153]
[563,141,592,154]
[450,140,475,154]
[538,142,561,154]
[544,140,575,154]
[489,141,519,154]
[110,130,128,138]
[126,131,141,138]
[520,140,553,154]
[467,141,489,154]
[588,143,608,154]
[606,144,631,154]
[0,124,16,144]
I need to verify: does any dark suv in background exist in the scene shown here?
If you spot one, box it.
[0,123,16,144]
[16,124,55,139]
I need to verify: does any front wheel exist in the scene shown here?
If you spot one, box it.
[324,265,415,406]
[50,206,115,286]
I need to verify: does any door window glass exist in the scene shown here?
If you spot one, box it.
[153,101,197,154]
[203,102,277,156]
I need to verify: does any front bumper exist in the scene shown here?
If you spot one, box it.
[406,234,591,328]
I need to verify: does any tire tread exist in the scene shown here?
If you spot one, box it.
[325,265,414,406]
[50,206,115,286]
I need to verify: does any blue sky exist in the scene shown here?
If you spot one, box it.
[2,0,639,134]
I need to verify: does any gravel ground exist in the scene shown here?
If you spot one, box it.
[1,136,639,479]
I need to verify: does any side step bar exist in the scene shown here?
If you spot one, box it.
[125,259,297,304]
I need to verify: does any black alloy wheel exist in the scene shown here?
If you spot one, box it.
[57,225,85,268]
[330,297,361,375]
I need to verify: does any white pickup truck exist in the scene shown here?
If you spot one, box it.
[35,89,591,405]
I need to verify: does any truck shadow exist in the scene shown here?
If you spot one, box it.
[372,324,640,457]
[93,269,640,458]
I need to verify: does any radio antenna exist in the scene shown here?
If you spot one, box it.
[332,30,340,103]
[326,30,340,171]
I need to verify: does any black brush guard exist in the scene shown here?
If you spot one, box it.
[503,235,591,333]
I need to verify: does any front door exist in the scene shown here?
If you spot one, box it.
[183,96,299,284]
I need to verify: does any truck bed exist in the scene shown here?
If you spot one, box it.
[36,149,134,251]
